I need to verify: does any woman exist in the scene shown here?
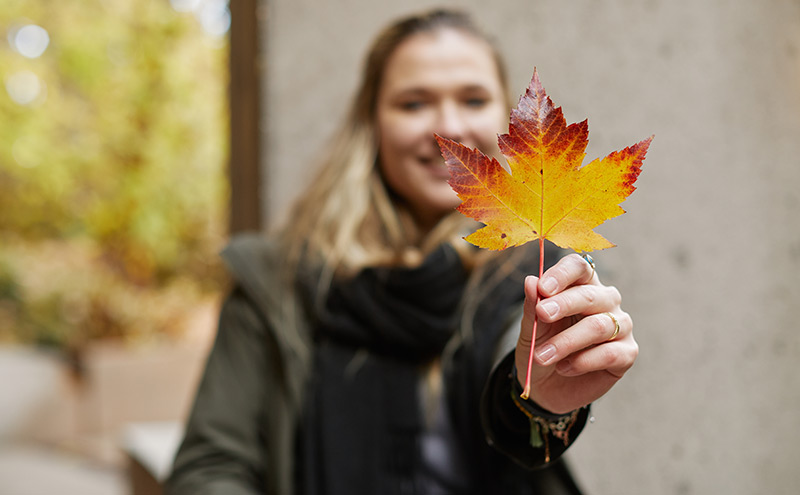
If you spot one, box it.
[166,9,637,495]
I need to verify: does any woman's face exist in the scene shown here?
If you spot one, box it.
[376,28,507,231]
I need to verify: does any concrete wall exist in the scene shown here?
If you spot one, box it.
[260,1,800,493]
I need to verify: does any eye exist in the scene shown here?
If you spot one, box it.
[464,97,488,108]
[400,100,425,111]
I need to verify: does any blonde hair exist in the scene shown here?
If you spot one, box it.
[281,9,510,279]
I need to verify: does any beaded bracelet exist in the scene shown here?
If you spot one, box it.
[508,367,583,463]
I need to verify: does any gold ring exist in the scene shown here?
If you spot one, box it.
[604,312,620,341]
[582,253,596,280]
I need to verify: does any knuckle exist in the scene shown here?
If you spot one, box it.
[551,263,569,283]
[561,254,584,277]
[602,345,619,365]
[621,311,633,331]
[588,314,609,339]
[612,341,638,373]
[552,333,576,356]
[580,286,597,306]
[630,341,640,361]
[558,286,597,315]
[566,253,584,266]
[606,285,622,306]
[618,348,637,373]
[600,346,626,373]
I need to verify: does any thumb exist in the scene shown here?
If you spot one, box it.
[519,275,539,342]
[518,275,557,364]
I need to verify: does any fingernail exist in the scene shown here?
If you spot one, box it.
[541,277,558,294]
[540,300,558,318]
[535,344,556,365]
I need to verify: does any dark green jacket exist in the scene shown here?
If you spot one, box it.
[166,235,586,495]
[167,235,311,495]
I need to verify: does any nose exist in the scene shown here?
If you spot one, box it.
[433,102,467,143]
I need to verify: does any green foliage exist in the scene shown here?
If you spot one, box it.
[0,0,229,348]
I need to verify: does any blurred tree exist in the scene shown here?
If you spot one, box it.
[0,0,229,349]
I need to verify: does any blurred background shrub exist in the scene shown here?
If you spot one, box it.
[0,0,230,352]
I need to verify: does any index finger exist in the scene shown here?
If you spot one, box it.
[538,253,596,297]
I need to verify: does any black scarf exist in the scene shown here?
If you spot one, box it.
[317,244,468,360]
[297,243,550,495]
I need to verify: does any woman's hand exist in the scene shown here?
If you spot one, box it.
[515,253,638,414]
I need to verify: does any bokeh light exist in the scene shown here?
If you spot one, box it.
[4,70,45,105]
[170,0,230,37]
[10,24,50,58]
[199,0,231,37]
[169,0,203,13]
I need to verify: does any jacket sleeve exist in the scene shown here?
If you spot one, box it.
[480,352,590,470]
[165,288,278,495]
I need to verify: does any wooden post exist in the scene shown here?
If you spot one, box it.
[228,0,263,233]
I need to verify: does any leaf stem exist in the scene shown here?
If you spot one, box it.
[521,237,545,400]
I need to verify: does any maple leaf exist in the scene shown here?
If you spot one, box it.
[436,69,652,253]
[436,69,652,399]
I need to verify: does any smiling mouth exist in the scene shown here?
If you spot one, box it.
[418,155,451,179]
